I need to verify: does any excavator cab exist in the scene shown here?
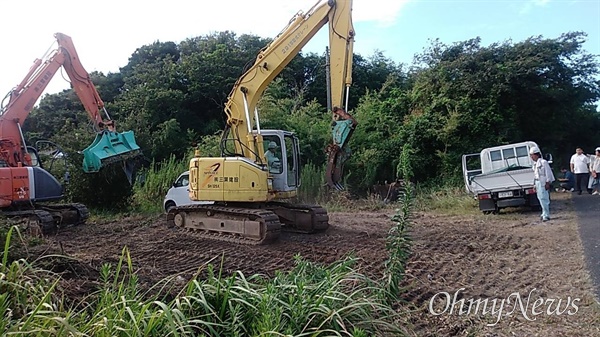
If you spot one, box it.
[261,130,301,193]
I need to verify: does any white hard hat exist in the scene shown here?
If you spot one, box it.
[529,146,540,155]
[596,147,600,152]
[268,141,278,149]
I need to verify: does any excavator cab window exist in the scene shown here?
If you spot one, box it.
[284,135,298,187]
[262,132,300,192]
[263,137,283,174]
[26,146,42,167]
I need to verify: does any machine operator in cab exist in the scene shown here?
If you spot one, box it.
[265,141,282,174]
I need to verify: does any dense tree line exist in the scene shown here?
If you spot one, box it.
[22,30,600,208]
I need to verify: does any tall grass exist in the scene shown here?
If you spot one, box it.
[297,162,370,213]
[298,162,327,203]
[413,185,477,215]
[383,186,414,303]
[0,227,408,336]
[132,154,190,213]
[383,147,414,302]
[0,227,64,335]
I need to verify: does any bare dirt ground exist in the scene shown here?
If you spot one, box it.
[21,192,600,336]
[402,192,600,337]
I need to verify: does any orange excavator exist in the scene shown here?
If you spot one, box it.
[0,32,140,233]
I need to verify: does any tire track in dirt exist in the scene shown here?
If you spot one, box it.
[34,211,394,286]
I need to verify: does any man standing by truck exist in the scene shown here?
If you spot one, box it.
[530,147,554,222]
[570,147,591,195]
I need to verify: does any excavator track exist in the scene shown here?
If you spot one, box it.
[2,203,89,236]
[266,202,329,233]
[2,209,56,236]
[39,203,90,228]
[166,205,281,245]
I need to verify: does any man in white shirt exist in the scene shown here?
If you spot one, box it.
[530,147,554,222]
[570,147,590,195]
[591,147,600,195]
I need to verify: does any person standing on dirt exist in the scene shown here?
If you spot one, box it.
[591,147,600,195]
[570,147,591,195]
[530,147,554,222]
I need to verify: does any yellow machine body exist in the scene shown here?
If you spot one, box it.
[190,156,271,203]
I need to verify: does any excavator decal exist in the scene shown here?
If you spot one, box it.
[201,163,221,188]
[16,187,27,199]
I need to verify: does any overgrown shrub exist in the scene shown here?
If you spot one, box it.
[298,162,326,203]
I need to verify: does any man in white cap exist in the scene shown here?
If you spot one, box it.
[530,146,554,221]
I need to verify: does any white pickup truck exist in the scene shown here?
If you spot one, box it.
[462,141,551,214]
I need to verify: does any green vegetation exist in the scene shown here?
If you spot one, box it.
[133,155,190,213]
[297,162,327,203]
[384,150,414,301]
[19,31,599,208]
[0,214,413,336]
[414,186,478,215]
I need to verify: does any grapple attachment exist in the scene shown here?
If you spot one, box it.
[325,108,357,191]
[82,130,141,176]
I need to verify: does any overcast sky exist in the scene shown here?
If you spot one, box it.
[1,0,598,102]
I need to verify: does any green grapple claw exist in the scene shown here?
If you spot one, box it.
[82,130,141,173]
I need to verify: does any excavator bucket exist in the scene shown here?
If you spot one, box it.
[82,130,141,182]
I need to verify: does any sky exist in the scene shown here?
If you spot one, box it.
[0,0,598,103]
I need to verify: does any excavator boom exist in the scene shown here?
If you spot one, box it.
[222,0,357,190]
[0,33,140,176]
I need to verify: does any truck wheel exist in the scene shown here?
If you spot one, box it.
[165,201,176,213]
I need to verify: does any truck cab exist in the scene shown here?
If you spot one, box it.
[462,141,550,213]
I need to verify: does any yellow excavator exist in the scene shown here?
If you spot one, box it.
[167,0,356,244]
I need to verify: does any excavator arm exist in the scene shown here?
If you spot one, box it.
[0,33,140,177]
[222,0,356,189]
